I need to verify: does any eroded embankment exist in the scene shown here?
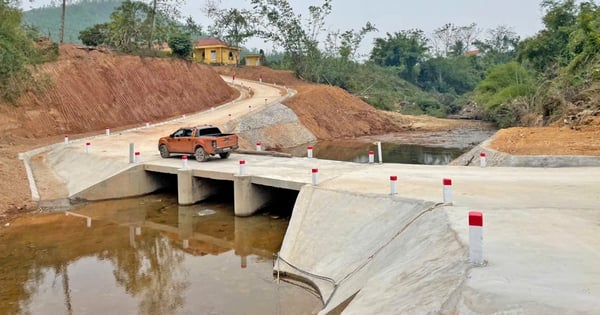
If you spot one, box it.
[276,186,468,314]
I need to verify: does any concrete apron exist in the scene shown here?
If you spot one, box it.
[276,186,467,314]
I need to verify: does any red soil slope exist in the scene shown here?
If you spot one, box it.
[0,45,238,138]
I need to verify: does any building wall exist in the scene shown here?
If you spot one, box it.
[193,46,240,65]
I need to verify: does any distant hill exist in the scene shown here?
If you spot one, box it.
[22,0,123,44]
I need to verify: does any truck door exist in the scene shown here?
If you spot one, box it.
[180,128,195,153]
[168,128,192,153]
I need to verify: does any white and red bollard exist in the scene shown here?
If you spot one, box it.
[64,135,69,144]
[105,128,110,136]
[307,146,313,159]
[368,150,375,164]
[390,176,398,195]
[256,142,262,151]
[228,113,232,121]
[134,152,140,163]
[259,74,263,84]
[85,142,91,154]
[249,105,252,112]
[443,178,453,204]
[182,155,188,169]
[469,211,484,265]
[239,160,246,175]
[312,168,319,185]
[145,121,151,128]
[480,152,487,168]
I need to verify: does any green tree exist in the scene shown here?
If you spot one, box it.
[1,1,43,102]
[78,22,110,46]
[418,56,482,95]
[474,62,534,126]
[106,0,153,52]
[518,0,578,73]
[168,32,192,58]
[250,0,331,76]
[370,30,429,82]
[474,25,520,69]
[204,2,256,64]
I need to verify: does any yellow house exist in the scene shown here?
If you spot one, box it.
[193,38,241,65]
[244,54,263,66]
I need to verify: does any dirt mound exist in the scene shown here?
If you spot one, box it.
[216,66,406,139]
[490,124,600,155]
[1,45,238,138]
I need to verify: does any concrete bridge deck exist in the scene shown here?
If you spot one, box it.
[20,76,600,314]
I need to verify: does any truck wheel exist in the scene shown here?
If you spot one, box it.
[159,145,170,158]
[219,152,231,159]
[195,147,208,162]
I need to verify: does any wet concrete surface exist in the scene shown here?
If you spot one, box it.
[0,193,322,315]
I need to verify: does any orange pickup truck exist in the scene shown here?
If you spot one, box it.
[158,125,239,161]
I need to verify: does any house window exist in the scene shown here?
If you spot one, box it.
[229,51,234,60]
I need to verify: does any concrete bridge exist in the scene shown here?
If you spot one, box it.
[20,77,600,314]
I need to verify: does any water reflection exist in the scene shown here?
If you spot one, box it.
[0,194,321,315]
[282,140,464,165]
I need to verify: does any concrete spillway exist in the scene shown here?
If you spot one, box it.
[277,186,467,314]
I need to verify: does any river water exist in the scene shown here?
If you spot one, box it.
[0,193,322,315]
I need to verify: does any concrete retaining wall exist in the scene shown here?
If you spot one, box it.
[451,136,600,167]
[72,164,168,201]
[276,186,468,314]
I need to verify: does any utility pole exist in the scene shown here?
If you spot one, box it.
[149,0,157,49]
[60,0,66,44]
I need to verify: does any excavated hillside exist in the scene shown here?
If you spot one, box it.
[0,45,238,139]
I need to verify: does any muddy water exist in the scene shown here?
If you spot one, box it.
[281,129,495,164]
[0,194,322,315]
[283,140,465,165]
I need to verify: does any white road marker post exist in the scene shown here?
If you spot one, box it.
[145,121,150,128]
[312,168,319,186]
[307,146,313,159]
[256,142,262,151]
[85,142,91,154]
[129,143,135,163]
[105,128,110,136]
[443,178,453,205]
[390,176,398,195]
[64,135,69,144]
[480,152,487,168]
[86,217,92,228]
[182,155,188,169]
[368,150,375,164]
[377,141,383,164]
[469,211,484,265]
[134,152,140,163]
[239,160,246,175]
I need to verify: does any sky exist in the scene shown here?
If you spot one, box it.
[22,0,547,54]
[182,0,546,53]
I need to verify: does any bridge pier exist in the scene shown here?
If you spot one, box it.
[177,169,218,205]
[234,175,270,216]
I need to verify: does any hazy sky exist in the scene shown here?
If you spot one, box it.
[24,0,547,53]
